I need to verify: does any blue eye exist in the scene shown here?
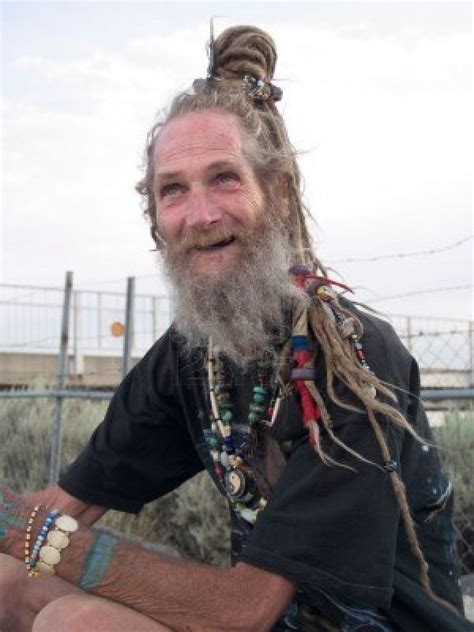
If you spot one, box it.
[216,172,239,187]
[161,183,183,198]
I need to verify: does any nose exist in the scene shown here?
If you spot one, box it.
[184,186,224,230]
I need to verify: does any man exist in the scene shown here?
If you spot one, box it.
[0,25,470,631]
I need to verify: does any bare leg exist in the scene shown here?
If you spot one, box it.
[0,555,171,632]
[0,553,80,632]
[32,593,173,632]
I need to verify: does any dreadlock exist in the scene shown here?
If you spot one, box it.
[136,24,456,614]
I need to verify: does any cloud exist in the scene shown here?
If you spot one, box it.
[2,19,471,318]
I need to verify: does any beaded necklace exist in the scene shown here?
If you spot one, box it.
[203,266,376,523]
[205,339,284,524]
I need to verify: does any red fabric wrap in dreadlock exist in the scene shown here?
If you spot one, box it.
[289,264,355,453]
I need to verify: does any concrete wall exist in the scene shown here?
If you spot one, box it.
[0,351,140,388]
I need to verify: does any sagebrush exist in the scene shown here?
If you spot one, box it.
[0,396,230,567]
[1,397,472,570]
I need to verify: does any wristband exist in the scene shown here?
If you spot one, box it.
[24,504,42,571]
[28,508,59,576]
[35,514,79,576]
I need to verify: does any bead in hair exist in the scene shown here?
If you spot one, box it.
[243,75,282,103]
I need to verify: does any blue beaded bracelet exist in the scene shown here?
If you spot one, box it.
[27,508,59,574]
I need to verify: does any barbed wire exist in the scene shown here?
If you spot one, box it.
[76,272,162,289]
[370,284,473,303]
[0,289,45,303]
[0,288,168,306]
[327,235,473,264]
[399,329,471,339]
[2,320,472,352]
[1,326,169,350]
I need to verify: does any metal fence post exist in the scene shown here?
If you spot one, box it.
[122,277,135,378]
[73,290,84,376]
[49,271,73,485]
[470,320,474,388]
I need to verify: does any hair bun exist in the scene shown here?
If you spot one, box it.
[211,25,277,82]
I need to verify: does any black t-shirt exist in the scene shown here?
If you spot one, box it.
[58,307,470,631]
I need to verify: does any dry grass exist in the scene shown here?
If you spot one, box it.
[434,406,474,522]
[434,406,474,574]
[1,396,472,571]
[0,394,230,566]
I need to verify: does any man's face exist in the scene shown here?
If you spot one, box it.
[153,110,266,277]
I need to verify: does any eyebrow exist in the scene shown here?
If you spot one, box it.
[155,160,242,187]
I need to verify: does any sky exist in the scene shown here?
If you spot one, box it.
[1,1,472,320]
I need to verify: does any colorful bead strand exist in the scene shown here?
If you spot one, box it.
[316,284,376,398]
[24,504,42,571]
[27,508,59,577]
[205,338,281,523]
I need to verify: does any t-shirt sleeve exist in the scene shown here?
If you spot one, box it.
[239,413,403,609]
[58,333,204,512]
[239,311,411,610]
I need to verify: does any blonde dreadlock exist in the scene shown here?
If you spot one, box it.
[136,24,457,614]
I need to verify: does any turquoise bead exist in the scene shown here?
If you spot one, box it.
[222,410,233,423]
[253,393,266,404]
[248,412,259,423]
[253,386,267,395]
[208,436,219,449]
[249,403,265,413]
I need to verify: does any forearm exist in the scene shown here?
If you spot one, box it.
[60,528,279,631]
[22,485,107,526]
[4,493,294,631]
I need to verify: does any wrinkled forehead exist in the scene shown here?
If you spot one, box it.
[154,111,245,169]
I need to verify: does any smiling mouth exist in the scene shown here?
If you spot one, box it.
[194,236,236,252]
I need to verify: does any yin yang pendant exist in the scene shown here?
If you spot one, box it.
[225,468,247,500]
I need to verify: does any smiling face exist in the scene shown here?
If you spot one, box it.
[153,110,266,277]
[153,109,300,365]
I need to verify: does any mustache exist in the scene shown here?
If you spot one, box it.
[171,224,251,254]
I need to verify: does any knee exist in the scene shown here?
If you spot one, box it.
[33,594,93,632]
[33,593,173,632]
[31,595,88,632]
[0,554,30,628]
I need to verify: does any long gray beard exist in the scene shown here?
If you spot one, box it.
[162,217,304,367]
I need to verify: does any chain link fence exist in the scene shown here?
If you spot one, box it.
[0,277,472,578]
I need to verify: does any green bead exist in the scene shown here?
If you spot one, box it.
[248,412,259,424]
[222,410,233,423]
[253,393,266,404]
[208,437,219,449]
[219,402,233,410]
[253,386,267,396]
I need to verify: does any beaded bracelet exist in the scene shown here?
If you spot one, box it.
[35,514,78,576]
[27,508,59,577]
[24,504,42,571]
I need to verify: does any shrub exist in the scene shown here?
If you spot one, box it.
[1,396,472,571]
[434,406,474,573]
[0,394,230,566]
